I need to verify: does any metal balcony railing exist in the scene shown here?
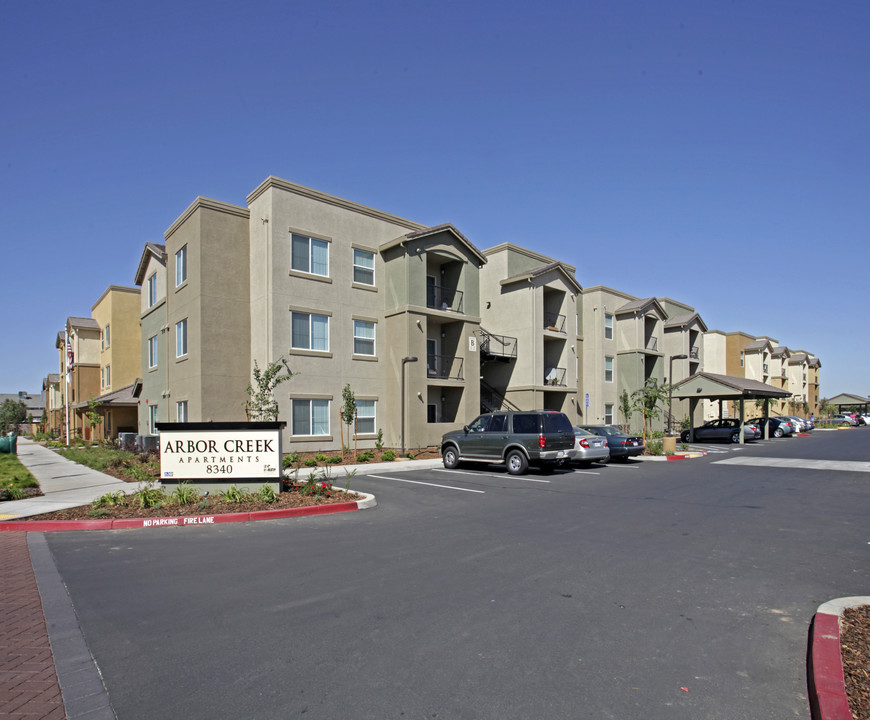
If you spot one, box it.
[479,329,517,360]
[763,363,769,373]
[690,347,700,360]
[543,367,566,387]
[645,337,658,351]
[426,284,464,314]
[426,354,464,381]
[543,312,565,333]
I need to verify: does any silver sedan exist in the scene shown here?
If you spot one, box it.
[573,427,610,467]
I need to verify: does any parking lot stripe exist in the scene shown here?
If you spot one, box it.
[366,474,486,493]
[434,469,550,483]
[712,457,870,473]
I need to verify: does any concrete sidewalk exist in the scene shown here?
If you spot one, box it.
[1,441,134,520]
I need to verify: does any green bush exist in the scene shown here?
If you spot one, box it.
[315,453,327,462]
[218,485,252,503]
[326,455,342,464]
[356,450,374,463]
[257,484,278,503]
[381,449,396,462]
[282,453,300,468]
[171,482,201,506]
[303,458,317,468]
[132,482,166,509]
[646,439,664,456]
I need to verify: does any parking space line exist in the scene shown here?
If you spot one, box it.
[366,474,485,493]
[572,471,601,475]
[434,469,551,483]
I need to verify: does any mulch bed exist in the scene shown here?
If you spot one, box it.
[841,605,870,719]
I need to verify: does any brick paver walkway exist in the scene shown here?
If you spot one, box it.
[0,532,66,719]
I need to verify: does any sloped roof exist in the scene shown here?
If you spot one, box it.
[71,383,138,409]
[826,393,869,405]
[788,353,808,364]
[67,317,99,330]
[501,261,582,294]
[616,297,666,318]
[771,346,790,357]
[134,242,167,286]
[745,339,772,351]
[380,223,487,266]
[808,357,821,368]
[664,312,707,331]
[670,372,791,400]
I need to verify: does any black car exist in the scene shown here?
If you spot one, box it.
[440,410,576,475]
[576,425,644,461]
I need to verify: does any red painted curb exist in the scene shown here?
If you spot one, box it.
[0,500,362,532]
[666,455,687,461]
[808,612,853,720]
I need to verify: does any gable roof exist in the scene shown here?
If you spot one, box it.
[670,372,791,400]
[67,316,99,331]
[744,339,772,352]
[771,346,790,357]
[616,297,666,318]
[380,223,487,266]
[664,312,708,332]
[134,242,167,286]
[500,261,582,294]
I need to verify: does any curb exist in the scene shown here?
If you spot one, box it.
[638,452,707,462]
[808,596,870,720]
[0,491,377,532]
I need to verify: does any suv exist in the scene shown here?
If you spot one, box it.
[440,410,576,475]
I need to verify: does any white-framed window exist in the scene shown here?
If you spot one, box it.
[604,314,613,340]
[291,312,329,351]
[604,404,614,425]
[148,335,158,369]
[176,318,188,358]
[605,356,614,383]
[147,274,158,306]
[353,248,375,286]
[101,366,105,388]
[292,399,330,436]
[353,320,375,356]
[175,245,188,287]
[740,351,745,367]
[291,233,329,277]
[148,405,158,434]
[105,364,111,388]
[176,400,188,423]
[356,400,375,434]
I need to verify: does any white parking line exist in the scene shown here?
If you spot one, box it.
[712,457,870,473]
[434,469,550,483]
[366,474,485,493]
[572,471,601,475]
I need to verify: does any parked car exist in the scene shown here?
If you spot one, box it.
[572,427,610,467]
[576,425,644,461]
[680,418,760,444]
[783,416,806,432]
[832,414,857,426]
[748,417,794,438]
[440,410,576,475]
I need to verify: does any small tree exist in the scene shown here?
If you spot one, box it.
[340,384,356,456]
[0,399,28,434]
[85,398,103,439]
[630,378,670,442]
[246,357,296,421]
[619,389,632,432]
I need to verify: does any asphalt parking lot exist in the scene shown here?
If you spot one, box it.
[40,429,870,719]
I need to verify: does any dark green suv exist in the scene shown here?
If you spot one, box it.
[440,410,576,475]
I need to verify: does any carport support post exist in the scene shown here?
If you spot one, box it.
[738,399,745,444]
[688,398,700,442]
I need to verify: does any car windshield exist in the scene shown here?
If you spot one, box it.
[574,427,594,437]
[593,426,623,437]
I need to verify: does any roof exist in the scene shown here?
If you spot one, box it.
[744,339,772,351]
[380,223,488,266]
[67,317,99,331]
[670,372,792,400]
[663,312,707,332]
[71,383,138,410]
[826,393,869,405]
[500,261,583,294]
[616,297,666,318]
[134,242,166,286]
[788,353,808,364]
[771,346,790,357]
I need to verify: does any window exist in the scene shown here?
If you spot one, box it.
[105,365,110,388]
[176,401,188,423]
[353,249,375,285]
[148,405,158,435]
[291,233,329,276]
[740,351,745,367]
[176,318,188,358]
[291,312,329,351]
[102,324,110,349]
[147,274,158,306]
[604,404,614,425]
[604,314,613,340]
[292,399,330,436]
[353,320,375,356]
[356,400,375,434]
[148,335,158,369]
[605,356,614,383]
[175,245,187,287]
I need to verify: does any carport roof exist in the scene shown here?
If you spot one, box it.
[670,372,791,400]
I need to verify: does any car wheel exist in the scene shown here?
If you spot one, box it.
[680,431,690,443]
[731,431,740,443]
[442,446,460,469]
[506,450,528,475]
[774,427,783,438]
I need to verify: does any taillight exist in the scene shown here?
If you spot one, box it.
[538,434,546,449]
[578,438,589,449]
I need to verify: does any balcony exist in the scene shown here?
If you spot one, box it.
[479,329,517,361]
[690,346,700,360]
[543,367,566,387]
[763,363,769,374]
[645,337,658,352]
[543,312,565,333]
[426,354,464,381]
[426,284,464,314]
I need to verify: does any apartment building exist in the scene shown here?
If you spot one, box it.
[57,317,101,439]
[43,374,62,435]
[660,297,706,429]
[479,244,581,418]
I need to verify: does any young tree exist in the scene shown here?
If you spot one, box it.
[0,399,28,434]
[619,389,632,432]
[85,398,103,439]
[246,357,296,421]
[340,384,356,455]
[630,378,670,442]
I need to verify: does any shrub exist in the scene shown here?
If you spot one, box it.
[303,458,317,468]
[381,449,396,462]
[91,491,127,509]
[282,453,300,468]
[257,484,278,503]
[315,453,327,462]
[132,482,166,509]
[356,450,374,463]
[646,439,664,456]
[326,455,342,464]
[218,485,252,503]
[375,429,384,451]
[171,482,201,506]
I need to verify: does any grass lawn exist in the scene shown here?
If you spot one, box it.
[0,453,39,498]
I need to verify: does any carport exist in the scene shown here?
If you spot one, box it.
[669,372,792,443]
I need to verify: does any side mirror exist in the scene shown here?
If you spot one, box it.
[463,425,469,433]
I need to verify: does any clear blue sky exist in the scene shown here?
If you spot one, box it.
[2,0,867,397]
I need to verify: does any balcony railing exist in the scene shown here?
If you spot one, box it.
[426,354,464,381]
[543,312,565,333]
[781,369,787,378]
[426,284,464,314]
[690,346,700,360]
[543,367,566,387]
[479,329,517,360]
[645,337,658,352]
[763,363,769,374]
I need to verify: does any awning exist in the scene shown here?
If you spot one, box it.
[670,372,791,401]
